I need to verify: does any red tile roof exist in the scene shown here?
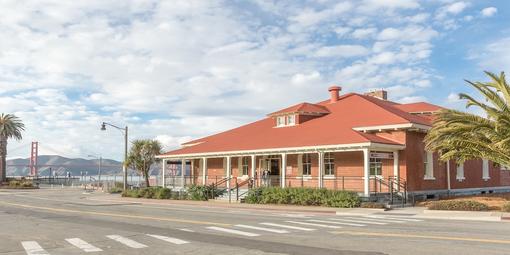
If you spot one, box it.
[393,102,443,113]
[161,93,443,157]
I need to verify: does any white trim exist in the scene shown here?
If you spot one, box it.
[363,148,370,197]
[158,142,405,159]
[423,176,436,180]
[353,123,431,132]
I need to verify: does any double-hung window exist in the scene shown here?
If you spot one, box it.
[286,115,296,126]
[276,116,285,127]
[324,152,335,176]
[303,154,312,176]
[370,158,382,176]
[424,151,434,179]
[242,157,249,176]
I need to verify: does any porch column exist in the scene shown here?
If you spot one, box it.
[226,156,231,199]
[318,152,324,188]
[250,155,256,178]
[281,153,287,188]
[162,159,166,187]
[181,159,186,188]
[393,151,399,191]
[202,158,207,185]
[191,159,195,185]
[363,148,370,197]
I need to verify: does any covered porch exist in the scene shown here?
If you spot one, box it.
[159,143,404,197]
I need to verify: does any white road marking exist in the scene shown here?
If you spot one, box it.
[327,218,387,225]
[235,224,289,234]
[206,227,260,237]
[367,216,423,222]
[146,234,189,245]
[307,219,365,227]
[179,228,195,233]
[358,217,407,223]
[21,241,49,255]
[285,221,342,229]
[106,235,147,249]
[65,238,103,252]
[260,223,316,231]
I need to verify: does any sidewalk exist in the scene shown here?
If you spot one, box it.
[88,192,510,222]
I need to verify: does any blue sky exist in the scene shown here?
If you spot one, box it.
[1,0,509,160]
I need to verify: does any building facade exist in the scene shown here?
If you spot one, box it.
[158,86,510,198]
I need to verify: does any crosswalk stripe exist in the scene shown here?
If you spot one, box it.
[106,235,147,249]
[356,217,406,223]
[206,227,260,237]
[260,223,316,231]
[146,234,189,245]
[327,218,387,225]
[367,216,423,222]
[179,229,195,233]
[307,219,365,227]
[21,241,49,255]
[65,238,103,252]
[235,224,289,234]
[285,221,342,229]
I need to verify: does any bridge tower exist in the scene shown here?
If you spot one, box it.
[29,142,38,176]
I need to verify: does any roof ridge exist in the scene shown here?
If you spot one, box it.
[356,94,431,125]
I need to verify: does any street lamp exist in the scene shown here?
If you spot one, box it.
[100,122,128,191]
[88,154,102,182]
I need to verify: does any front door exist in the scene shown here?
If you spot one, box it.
[267,157,280,187]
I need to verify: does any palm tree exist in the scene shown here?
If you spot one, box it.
[0,114,25,182]
[125,139,162,187]
[425,71,510,168]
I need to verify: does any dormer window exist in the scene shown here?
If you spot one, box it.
[277,116,286,127]
[287,115,296,126]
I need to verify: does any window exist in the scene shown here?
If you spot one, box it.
[276,116,285,127]
[456,162,465,181]
[482,159,490,180]
[370,158,382,176]
[324,152,335,176]
[287,115,296,126]
[242,157,249,176]
[303,154,312,176]
[424,151,434,179]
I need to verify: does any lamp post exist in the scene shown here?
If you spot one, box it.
[88,154,102,182]
[101,122,128,191]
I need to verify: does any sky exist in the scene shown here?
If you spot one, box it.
[1,0,509,160]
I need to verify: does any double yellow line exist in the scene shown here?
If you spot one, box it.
[332,231,510,244]
[0,201,231,227]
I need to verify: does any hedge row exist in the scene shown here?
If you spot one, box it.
[7,179,35,188]
[428,200,489,211]
[244,187,361,208]
[121,185,217,201]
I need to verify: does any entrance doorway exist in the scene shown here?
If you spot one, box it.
[260,156,281,187]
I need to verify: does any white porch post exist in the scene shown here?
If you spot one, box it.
[202,158,207,185]
[318,152,324,188]
[251,155,256,178]
[363,148,370,197]
[181,159,186,188]
[281,153,287,188]
[393,151,399,191]
[226,156,231,199]
[191,159,195,185]
[162,159,166,187]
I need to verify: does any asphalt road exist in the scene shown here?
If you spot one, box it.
[0,188,509,255]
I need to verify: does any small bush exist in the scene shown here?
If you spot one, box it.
[108,187,123,194]
[8,179,34,188]
[360,202,387,209]
[187,185,209,201]
[501,202,510,212]
[428,200,489,211]
[244,187,361,208]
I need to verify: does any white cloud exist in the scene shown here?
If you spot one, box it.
[314,45,369,58]
[469,37,510,72]
[351,28,378,39]
[481,7,497,17]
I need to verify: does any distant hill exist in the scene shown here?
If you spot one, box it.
[6,155,161,177]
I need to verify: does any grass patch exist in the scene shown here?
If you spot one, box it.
[428,200,489,211]
[244,187,361,208]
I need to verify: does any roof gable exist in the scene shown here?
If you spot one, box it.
[268,102,330,117]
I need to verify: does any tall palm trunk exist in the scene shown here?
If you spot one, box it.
[0,136,7,182]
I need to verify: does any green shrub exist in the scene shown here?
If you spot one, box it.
[155,187,172,199]
[8,179,34,188]
[501,202,510,212]
[109,187,123,194]
[244,187,361,208]
[428,200,489,211]
[360,202,386,209]
[187,185,209,201]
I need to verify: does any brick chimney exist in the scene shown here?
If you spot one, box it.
[365,90,387,100]
[328,86,342,103]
